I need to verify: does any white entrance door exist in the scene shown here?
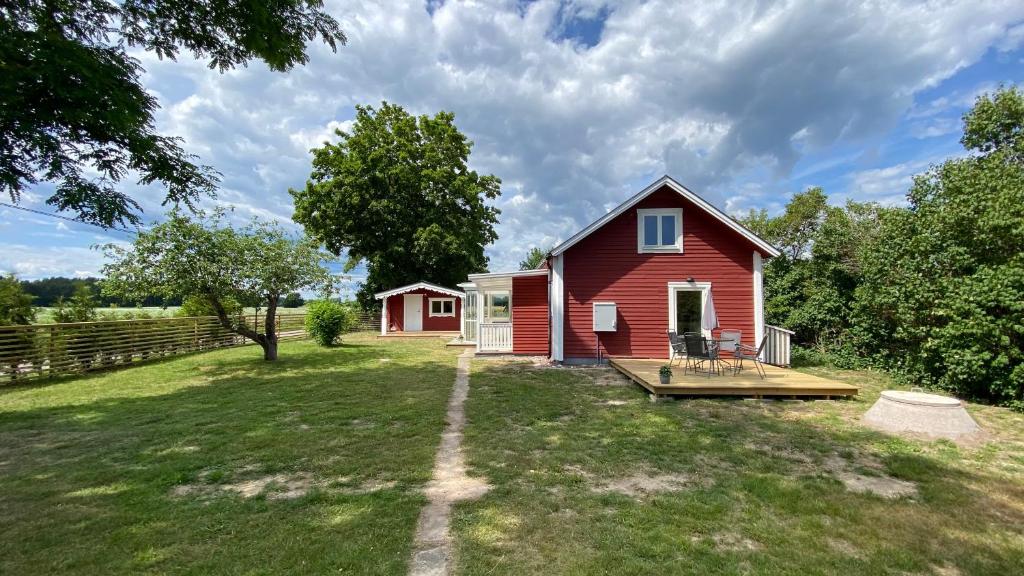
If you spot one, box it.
[667,282,712,356]
[404,294,423,331]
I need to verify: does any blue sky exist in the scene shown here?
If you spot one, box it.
[2,0,1023,299]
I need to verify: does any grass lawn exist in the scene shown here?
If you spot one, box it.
[0,333,459,575]
[454,361,1024,575]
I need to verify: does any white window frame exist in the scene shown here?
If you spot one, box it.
[637,208,683,254]
[483,291,511,323]
[428,297,456,317]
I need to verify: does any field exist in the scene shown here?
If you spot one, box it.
[31,306,309,324]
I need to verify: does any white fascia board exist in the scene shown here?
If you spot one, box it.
[373,281,464,300]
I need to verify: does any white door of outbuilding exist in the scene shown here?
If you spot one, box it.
[403,294,423,331]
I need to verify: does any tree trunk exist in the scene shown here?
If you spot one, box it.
[208,294,277,360]
[263,296,279,361]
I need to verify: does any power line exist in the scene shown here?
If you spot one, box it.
[0,200,139,234]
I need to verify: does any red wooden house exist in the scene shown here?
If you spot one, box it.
[459,175,781,362]
[374,282,464,335]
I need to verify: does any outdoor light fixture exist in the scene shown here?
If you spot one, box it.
[686,276,694,282]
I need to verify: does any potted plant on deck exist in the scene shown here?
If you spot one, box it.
[659,365,673,384]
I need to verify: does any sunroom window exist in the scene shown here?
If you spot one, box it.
[637,208,683,253]
[483,291,510,322]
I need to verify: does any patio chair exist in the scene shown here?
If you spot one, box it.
[683,333,715,378]
[718,329,741,373]
[734,335,768,379]
[667,331,687,366]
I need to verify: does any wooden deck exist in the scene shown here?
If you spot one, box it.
[378,331,460,339]
[609,358,858,398]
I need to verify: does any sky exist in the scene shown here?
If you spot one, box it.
[2,0,1023,298]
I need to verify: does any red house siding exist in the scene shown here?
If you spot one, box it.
[385,289,461,332]
[562,186,765,360]
[512,275,549,355]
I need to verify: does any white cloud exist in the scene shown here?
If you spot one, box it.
[0,244,115,279]
[13,0,1024,276]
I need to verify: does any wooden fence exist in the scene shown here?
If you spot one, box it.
[0,311,380,382]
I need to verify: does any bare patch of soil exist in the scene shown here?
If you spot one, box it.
[712,532,763,552]
[591,471,700,497]
[577,368,631,387]
[170,469,398,501]
[824,455,918,499]
[826,536,864,559]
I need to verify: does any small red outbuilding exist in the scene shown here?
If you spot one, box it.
[374,282,464,335]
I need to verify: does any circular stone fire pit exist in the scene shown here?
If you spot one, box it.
[863,390,981,441]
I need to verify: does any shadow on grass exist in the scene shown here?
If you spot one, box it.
[453,361,1024,576]
[0,338,460,576]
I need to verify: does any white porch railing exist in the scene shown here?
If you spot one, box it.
[479,323,512,352]
[763,324,794,367]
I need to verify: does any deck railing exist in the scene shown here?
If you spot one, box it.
[478,322,512,352]
[763,324,794,367]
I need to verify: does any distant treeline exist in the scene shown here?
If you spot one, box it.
[20,277,181,307]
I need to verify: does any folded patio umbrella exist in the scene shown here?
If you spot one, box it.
[702,290,719,331]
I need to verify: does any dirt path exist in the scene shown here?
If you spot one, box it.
[409,351,490,576]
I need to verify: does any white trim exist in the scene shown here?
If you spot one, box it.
[459,294,466,339]
[403,293,423,331]
[550,175,780,258]
[380,301,387,336]
[753,251,764,359]
[667,281,712,357]
[636,208,683,253]
[475,289,485,353]
[467,269,549,281]
[550,254,564,362]
[428,297,456,317]
[374,281,463,300]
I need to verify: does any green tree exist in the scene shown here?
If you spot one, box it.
[0,274,37,380]
[101,210,336,360]
[854,86,1024,408]
[291,102,501,309]
[1,0,346,227]
[0,274,36,325]
[176,294,242,318]
[52,284,99,323]
[741,189,885,355]
[281,292,305,308]
[519,246,550,270]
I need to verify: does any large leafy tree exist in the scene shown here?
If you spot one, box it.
[101,210,336,360]
[1,0,346,227]
[291,102,501,308]
[742,188,886,354]
[853,86,1024,408]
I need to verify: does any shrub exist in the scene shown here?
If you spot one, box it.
[305,300,355,346]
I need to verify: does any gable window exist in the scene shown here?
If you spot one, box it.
[637,208,683,253]
[429,298,455,317]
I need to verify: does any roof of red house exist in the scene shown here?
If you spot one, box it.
[549,175,781,258]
